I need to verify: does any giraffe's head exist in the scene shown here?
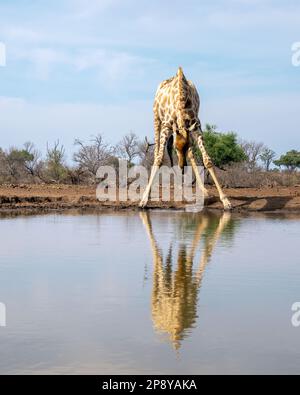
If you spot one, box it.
[174,129,189,170]
[174,120,200,170]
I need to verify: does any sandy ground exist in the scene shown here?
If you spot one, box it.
[1,184,300,213]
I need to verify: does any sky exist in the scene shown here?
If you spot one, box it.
[0,0,299,159]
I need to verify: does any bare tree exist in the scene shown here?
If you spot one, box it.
[23,142,43,179]
[260,147,276,171]
[138,137,155,170]
[73,134,112,177]
[241,140,265,171]
[115,132,140,165]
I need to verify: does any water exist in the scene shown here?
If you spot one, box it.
[0,210,300,374]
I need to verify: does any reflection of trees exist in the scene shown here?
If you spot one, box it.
[140,211,233,350]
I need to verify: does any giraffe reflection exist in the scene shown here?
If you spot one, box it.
[140,211,232,350]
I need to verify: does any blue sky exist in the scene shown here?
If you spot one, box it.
[0,0,299,158]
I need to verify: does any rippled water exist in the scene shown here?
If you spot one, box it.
[0,210,300,374]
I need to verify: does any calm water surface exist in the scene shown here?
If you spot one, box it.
[0,210,300,374]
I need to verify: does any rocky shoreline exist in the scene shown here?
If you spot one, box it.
[1,184,300,214]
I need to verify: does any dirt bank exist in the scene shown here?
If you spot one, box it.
[1,184,300,213]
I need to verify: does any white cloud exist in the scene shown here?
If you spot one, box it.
[67,0,122,19]
[1,0,299,82]
[73,49,156,82]
[23,48,68,80]
[2,27,44,44]
[10,44,156,83]
[2,1,299,53]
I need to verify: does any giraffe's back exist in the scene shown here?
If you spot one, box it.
[153,71,200,126]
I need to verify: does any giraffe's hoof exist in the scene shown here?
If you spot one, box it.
[139,200,147,209]
[222,197,232,211]
[203,190,209,199]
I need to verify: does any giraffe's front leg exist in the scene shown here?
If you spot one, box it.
[139,132,168,208]
[139,165,159,208]
[187,147,209,199]
[192,131,232,211]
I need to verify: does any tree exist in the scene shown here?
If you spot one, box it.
[197,124,247,169]
[260,147,276,171]
[45,140,68,183]
[274,150,300,171]
[5,147,34,181]
[241,140,265,171]
[137,137,155,170]
[74,134,112,177]
[0,148,6,181]
[0,143,44,183]
[115,132,140,165]
[23,142,43,178]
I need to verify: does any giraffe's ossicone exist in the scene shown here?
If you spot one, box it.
[140,67,232,211]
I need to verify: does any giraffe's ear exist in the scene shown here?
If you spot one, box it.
[189,122,198,131]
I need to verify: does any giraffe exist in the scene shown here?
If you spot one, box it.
[140,211,232,350]
[139,67,232,210]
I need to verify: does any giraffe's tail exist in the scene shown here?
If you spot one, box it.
[176,67,186,112]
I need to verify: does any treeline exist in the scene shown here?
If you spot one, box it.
[0,133,150,185]
[0,124,299,188]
